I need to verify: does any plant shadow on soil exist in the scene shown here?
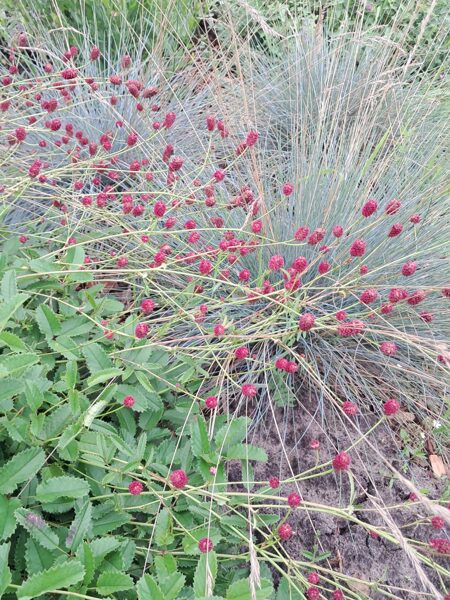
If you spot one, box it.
[227,392,448,599]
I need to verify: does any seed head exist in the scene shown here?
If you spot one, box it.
[386,199,401,215]
[269,476,280,489]
[360,288,378,304]
[431,516,445,530]
[388,223,403,237]
[332,225,344,237]
[141,299,155,314]
[234,346,249,360]
[268,255,284,271]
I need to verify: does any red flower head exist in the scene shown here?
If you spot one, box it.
[199,259,213,275]
[205,396,218,409]
[342,401,358,416]
[268,255,284,271]
[128,481,144,495]
[383,398,400,415]
[386,199,401,215]
[299,313,315,332]
[141,299,155,314]
[170,469,188,489]
[241,383,257,398]
[234,346,249,360]
[410,213,421,224]
[332,451,351,471]
[360,288,378,304]
[306,587,320,600]
[214,324,225,337]
[135,323,149,339]
[380,341,397,356]
[252,220,262,233]
[292,256,308,273]
[282,182,293,196]
[246,130,258,146]
[198,537,213,553]
[336,310,347,321]
[407,290,426,305]
[294,226,309,241]
[308,573,320,585]
[123,395,135,408]
[154,201,166,217]
[431,516,445,530]
[278,523,293,540]
[287,492,301,508]
[332,225,344,237]
[318,261,330,274]
[350,239,366,257]
[362,199,378,217]
[269,476,280,489]
[388,223,403,237]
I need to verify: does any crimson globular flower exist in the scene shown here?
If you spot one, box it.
[332,451,351,471]
[170,469,188,489]
[205,395,218,409]
[383,398,399,415]
[241,383,257,397]
[299,313,315,332]
[350,239,366,257]
[362,199,378,217]
[269,476,280,488]
[380,341,397,356]
[198,537,213,553]
[128,480,144,495]
[123,395,135,408]
[342,401,358,416]
[278,523,293,540]
[287,492,301,508]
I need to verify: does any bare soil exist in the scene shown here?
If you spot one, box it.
[228,393,449,599]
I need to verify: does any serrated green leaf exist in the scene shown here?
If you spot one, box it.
[15,509,60,551]
[87,367,123,387]
[91,510,130,536]
[0,331,28,352]
[35,305,61,337]
[154,554,177,583]
[154,508,174,547]
[17,560,84,600]
[136,574,164,600]
[36,476,90,503]
[0,293,28,334]
[215,417,250,450]
[0,496,20,541]
[226,578,273,600]
[0,447,45,494]
[160,572,185,600]
[82,343,112,373]
[24,382,44,412]
[66,360,78,389]
[0,542,12,597]
[66,500,92,550]
[190,414,210,458]
[1,270,17,302]
[77,542,95,586]
[225,444,268,462]
[96,571,134,596]
[0,353,39,380]
[25,537,56,575]
[194,550,217,598]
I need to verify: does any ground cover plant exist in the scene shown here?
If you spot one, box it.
[0,1,449,599]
